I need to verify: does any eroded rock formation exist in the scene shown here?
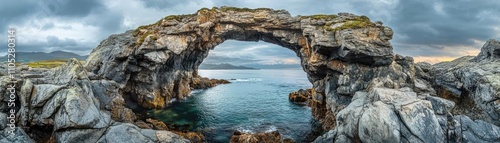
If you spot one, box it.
[1,6,499,142]
[230,130,283,143]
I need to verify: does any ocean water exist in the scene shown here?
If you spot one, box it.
[148,69,319,142]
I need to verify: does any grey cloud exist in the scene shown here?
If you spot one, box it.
[0,0,38,33]
[2,0,499,62]
[38,0,104,17]
[41,22,55,30]
[6,36,91,56]
[140,0,193,10]
[46,35,78,47]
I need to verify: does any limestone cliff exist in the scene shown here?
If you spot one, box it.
[1,7,499,143]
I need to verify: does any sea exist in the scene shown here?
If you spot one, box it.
[148,69,320,142]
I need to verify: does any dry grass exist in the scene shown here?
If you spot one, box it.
[26,59,84,69]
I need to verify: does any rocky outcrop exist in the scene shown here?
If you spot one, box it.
[288,88,314,105]
[0,59,190,142]
[1,6,499,142]
[311,40,500,142]
[230,130,283,143]
[432,39,500,125]
[190,76,230,89]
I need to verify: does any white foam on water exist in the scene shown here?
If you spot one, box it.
[231,78,263,82]
[264,125,278,133]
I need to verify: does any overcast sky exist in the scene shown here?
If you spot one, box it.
[2,0,499,64]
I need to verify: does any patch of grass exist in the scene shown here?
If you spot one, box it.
[133,14,195,37]
[330,15,373,31]
[301,14,339,20]
[220,6,272,12]
[26,59,74,69]
[163,14,196,21]
[137,30,153,46]
[197,7,218,13]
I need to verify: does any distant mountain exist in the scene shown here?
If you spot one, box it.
[1,51,88,62]
[199,63,258,70]
[243,64,302,69]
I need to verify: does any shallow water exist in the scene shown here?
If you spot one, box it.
[148,69,319,142]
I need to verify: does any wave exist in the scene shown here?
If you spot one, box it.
[233,121,278,134]
[229,78,263,82]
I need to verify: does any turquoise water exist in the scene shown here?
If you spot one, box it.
[148,69,319,142]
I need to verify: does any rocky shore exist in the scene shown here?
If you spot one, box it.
[1,6,499,142]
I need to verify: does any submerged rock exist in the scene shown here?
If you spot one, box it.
[190,76,230,89]
[230,130,283,143]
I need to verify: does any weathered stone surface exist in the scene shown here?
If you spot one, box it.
[0,59,190,142]
[146,118,168,130]
[312,130,335,143]
[474,39,500,61]
[288,88,313,104]
[432,39,500,125]
[96,123,190,143]
[331,88,444,143]
[190,76,230,89]
[230,130,283,143]
[0,113,6,130]
[0,128,35,143]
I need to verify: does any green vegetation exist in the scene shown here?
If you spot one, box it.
[301,14,338,20]
[137,30,153,46]
[330,15,374,31]
[163,14,196,21]
[197,7,219,13]
[133,14,195,37]
[26,59,75,69]
[220,6,272,12]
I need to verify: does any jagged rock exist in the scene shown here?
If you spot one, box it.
[454,115,500,142]
[1,59,191,142]
[172,131,205,143]
[331,88,444,143]
[190,76,230,89]
[0,127,35,143]
[230,130,282,143]
[474,39,500,61]
[427,96,455,115]
[288,88,313,104]
[96,123,190,143]
[312,130,335,143]
[146,118,168,130]
[432,39,500,125]
[135,120,153,129]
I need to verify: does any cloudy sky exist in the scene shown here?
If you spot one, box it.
[2,0,499,64]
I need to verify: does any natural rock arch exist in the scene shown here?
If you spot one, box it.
[85,7,394,112]
[4,7,500,143]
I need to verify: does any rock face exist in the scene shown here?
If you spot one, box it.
[1,6,500,142]
[432,39,500,125]
[0,59,190,142]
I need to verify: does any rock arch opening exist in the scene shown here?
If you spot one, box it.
[148,40,315,142]
[83,7,395,134]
